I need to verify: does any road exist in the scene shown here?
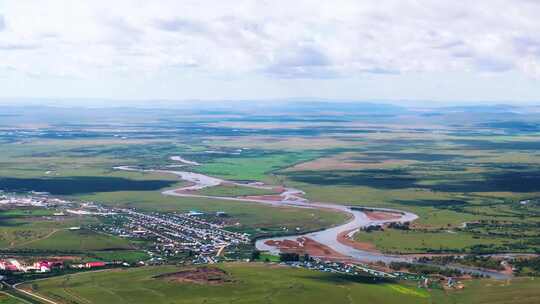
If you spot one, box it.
[5,282,60,304]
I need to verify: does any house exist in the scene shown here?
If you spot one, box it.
[85,261,106,268]
[0,260,21,272]
[35,261,52,272]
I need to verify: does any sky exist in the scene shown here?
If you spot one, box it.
[1,0,540,105]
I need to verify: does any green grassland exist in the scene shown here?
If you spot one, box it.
[0,209,135,252]
[21,263,540,304]
[197,184,280,197]
[16,229,134,251]
[354,229,508,254]
[430,277,540,304]
[23,263,430,304]
[193,151,322,181]
[0,293,27,304]
[86,250,149,263]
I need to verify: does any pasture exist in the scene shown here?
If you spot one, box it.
[22,263,430,304]
[0,208,135,252]
[354,229,508,254]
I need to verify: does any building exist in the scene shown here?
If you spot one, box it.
[85,261,106,268]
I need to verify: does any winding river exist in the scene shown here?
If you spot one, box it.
[114,158,511,279]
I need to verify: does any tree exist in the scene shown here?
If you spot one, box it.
[279,252,300,262]
[251,250,261,260]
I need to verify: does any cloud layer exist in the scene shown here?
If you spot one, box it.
[1,0,540,86]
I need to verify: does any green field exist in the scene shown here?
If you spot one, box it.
[354,229,508,254]
[0,209,134,253]
[0,293,27,304]
[14,228,134,251]
[193,151,321,181]
[430,277,540,304]
[197,184,280,197]
[23,263,430,304]
[21,263,540,304]
[86,250,150,263]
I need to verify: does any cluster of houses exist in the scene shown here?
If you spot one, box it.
[0,259,62,273]
[0,259,126,275]
[98,208,249,261]
[0,193,72,208]
[70,261,112,269]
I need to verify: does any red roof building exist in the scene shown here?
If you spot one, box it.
[85,261,106,268]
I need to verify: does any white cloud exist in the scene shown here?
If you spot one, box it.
[1,0,540,80]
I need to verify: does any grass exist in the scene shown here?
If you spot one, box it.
[0,214,133,252]
[256,252,280,262]
[0,217,97,248]
[0,209,56,219]
[197,185,279,197]
[23,263,431,304]
[354,229,507,254]
[294,183,483,227]
[430,277,540,304]
[0,293,28,304]
[15,229,134,251]
[194,151,321,181]
[86,250,149,263]
[75,190,348,236]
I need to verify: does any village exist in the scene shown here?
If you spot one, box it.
[0,191,483,292]
[97,207,251,262]
[0,192,253,277]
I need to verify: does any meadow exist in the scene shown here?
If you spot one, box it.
[0,293,27,304]
[20,263,540,304]
[354,228,508,254]
[22,263,430,304]
[197,184,280,197]
[430,277,540,304]
[0,210,135,253]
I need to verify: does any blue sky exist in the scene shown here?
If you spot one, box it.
[1,0,540,104]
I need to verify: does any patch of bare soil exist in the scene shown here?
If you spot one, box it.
[173,182,198,193]
[154,267,232,285]
[337,229,379,253]
[364,211,402,221]
[265,237,347,259]
[243,195,284,201]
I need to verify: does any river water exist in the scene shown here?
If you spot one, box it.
[115,164,511,279]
